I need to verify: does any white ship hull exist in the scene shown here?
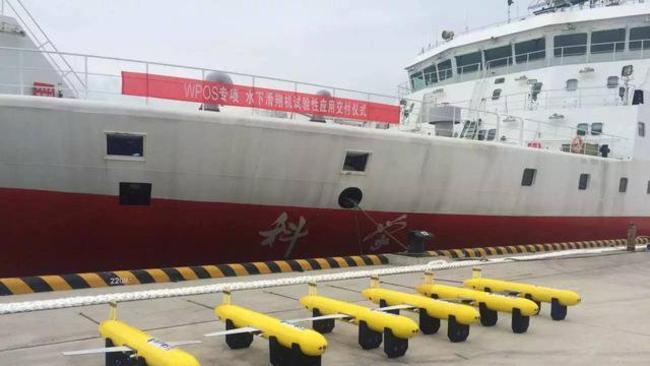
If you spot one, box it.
[0,95,647,277]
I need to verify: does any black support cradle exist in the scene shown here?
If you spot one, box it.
[551,298,568,320]
[418,307,441,334]
[358,320,382,350]
[479,302,498,326]
[511,308,530,333]
[383,328,408,358]
[269,337,321,366]
[379,299,400,315]
[225,319,254,349]
[105,338,141,366]
[447,315,470,343]
[311,308,335,334]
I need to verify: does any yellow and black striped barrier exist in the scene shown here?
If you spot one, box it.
[426,238,650,259]
[0,255,389,296]
[2,238,646,296]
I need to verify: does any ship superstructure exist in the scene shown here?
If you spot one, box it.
[0,0,649,277]
[403,0,650,160]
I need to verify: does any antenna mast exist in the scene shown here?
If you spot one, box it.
[508,0,514,23]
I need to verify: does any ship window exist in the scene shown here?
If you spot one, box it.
[423,64,438,85]
[566,79,578,91]
[342,151,370,172]
[438,59,453,81]
[591,122,603,135]
[607,76,619,89]
[456,51,482,74]
[119,182,152,206]
[487,129,497,141]
[478,129,487,141]
[495,77,505,84]
[591,29,625,54]
[619,177,628,193]
[521,168,537,186]
[515,38,546,63]
[410,71,424,90]
[484,45,513,69]
[577,123,589,136]
[492,88,502,100]
[106,133,144,157]
[554,33,587,57]
[578,174,590,190]
[639,122,646,137]
[630,26,650,50]
[647,181,650,194]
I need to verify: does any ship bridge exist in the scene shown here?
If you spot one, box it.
[400,0,650,161]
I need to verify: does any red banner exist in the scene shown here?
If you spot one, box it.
[121,71,400,124]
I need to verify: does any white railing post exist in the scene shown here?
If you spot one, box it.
[496,114,501,143]
[84,55,88,99]
[519,118,525,146]
[578,89,581,108]
[251,76,256,116]
[367,92,372,126]
[18,49,23,95]
[641,40,645,58]
[145,62,149,106]
[292,82,298,120]
[200,69,205,112]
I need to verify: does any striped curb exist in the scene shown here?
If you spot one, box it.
[425,238,650,259]
[0,254,389,296]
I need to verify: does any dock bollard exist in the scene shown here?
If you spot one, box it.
[627,224,637,252]
[407,230,433,256]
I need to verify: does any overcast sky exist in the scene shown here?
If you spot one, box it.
[21,0,526,95]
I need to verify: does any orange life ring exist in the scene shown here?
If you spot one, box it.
[571,136,584,153]
[527,141,542,149]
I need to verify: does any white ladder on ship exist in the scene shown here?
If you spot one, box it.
[460,78,489,139]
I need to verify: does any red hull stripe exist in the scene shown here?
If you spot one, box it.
[0,254,389,296]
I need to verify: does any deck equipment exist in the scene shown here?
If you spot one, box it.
[463,267,581,320]
[416,271,539,333]
[206,289,327,366]
[361,275,480,342]
[298,282,418,358]
[62,303,201,366]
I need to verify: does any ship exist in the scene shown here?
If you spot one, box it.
[1,0,649,277]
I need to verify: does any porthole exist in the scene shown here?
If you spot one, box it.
[338,187,363,209]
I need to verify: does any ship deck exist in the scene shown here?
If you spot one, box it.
[1,249,649,365]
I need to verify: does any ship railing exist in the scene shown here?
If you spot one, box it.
[0,46,401,128]
[440,84,639,113]
[405,38,650,94]
[410,100,633,160]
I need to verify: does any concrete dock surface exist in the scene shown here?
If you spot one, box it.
[1,250,649,365]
